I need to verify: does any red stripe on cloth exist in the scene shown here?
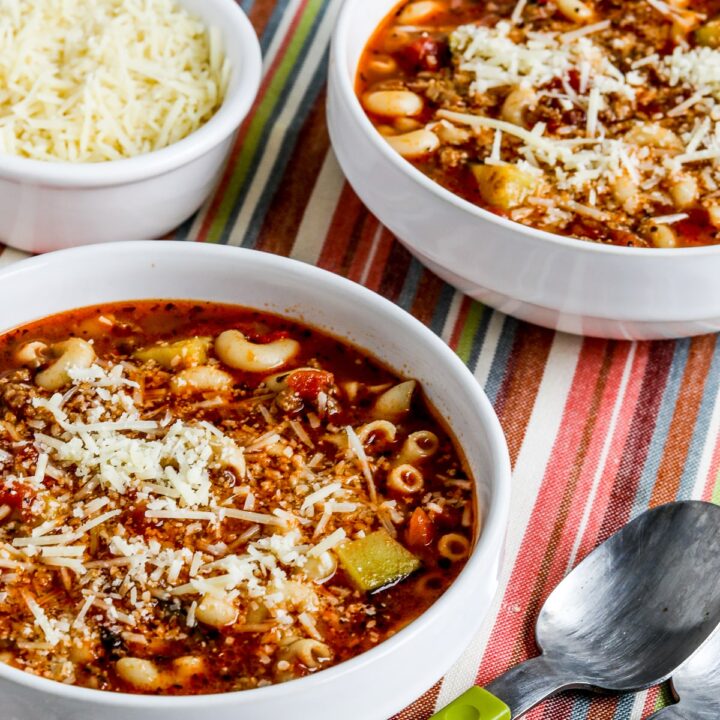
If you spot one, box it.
[477,340,615,685]
[255,90,330,256]
[571,343,651,562]
[247,0,282,36]
[347,217,382,283]
[533,694,620,720]
[316,184,365,272]
[363,227,397,291]
[528,342,639,604]
[391,681,442,720]
[411,270,445,327]
[642,687,663,716]
[197,0,312,242]
[494,325,555,466]
[703,433,720,500]
[377,240,414,302]
[596,341,676,543]
[651,334,716,506]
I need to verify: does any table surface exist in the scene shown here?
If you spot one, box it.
[1,1,715,717]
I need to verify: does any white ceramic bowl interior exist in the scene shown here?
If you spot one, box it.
[327,0,720,340]
[0,0,262,254]
[0,241,511,720]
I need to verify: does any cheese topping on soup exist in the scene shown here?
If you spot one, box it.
[358,0,720,248]
[0,302,474,694]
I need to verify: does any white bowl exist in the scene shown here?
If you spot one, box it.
[0,241,511,720]
[0,0,262,254]
[327,0,720,341]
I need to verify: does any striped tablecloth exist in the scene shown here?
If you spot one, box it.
[1,1,715,717]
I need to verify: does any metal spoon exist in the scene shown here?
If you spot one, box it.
[432,501,720,720]
[648,627,720,719]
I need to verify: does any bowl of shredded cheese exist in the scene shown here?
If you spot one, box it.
[0,0,262,252]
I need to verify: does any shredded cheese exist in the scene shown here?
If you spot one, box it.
[0,0,230,162]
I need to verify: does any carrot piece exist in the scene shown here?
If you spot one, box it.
[407,507,434,549]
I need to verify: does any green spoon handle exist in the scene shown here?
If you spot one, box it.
[431,655,574,720]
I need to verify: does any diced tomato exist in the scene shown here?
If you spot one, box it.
[0,483,35,511]
[406,507,434,549]
[401,36,449,72]
[567,69,581,92]
[287,369,335,400]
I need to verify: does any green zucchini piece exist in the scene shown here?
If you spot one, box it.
[697,19,720,48]
[133,337,211,369]
[336,529,421,592]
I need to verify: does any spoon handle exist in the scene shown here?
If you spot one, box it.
[431,655,574,719]
[486,655,575,717]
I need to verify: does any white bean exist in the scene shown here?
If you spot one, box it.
[670,175,699,210]
[556,0,594,23]
[172,656,206,681]
[116,658,164,691]
[215,330,299,373]
[367,55,398,76]
[501,86,537,128]
[362,90,424,118]
[645,223,678,249]
[708,203,720,229]
[385,128,440,159]
[624,123,683,151]
[195,593,238,628]
[611,176,641,214]
[35,338,95,390]
[397,1,444,24]
[170,365,233,394]
[394,117,423,133]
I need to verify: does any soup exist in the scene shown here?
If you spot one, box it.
[0,302,473,694]
[358,0,720,248]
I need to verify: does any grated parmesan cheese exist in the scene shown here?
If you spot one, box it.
[0,0,230,162]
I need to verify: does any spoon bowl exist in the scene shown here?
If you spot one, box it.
[435,502,720,719]
[649,627,720,719]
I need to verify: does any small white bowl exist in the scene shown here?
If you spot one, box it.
[327,0,720,340]
[0,0,262,254]
[0,241,511,720]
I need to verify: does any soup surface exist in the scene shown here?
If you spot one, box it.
[358,0,720,247]
[0,302,473,694]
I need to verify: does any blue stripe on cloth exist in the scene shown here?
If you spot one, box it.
[677,334,720,499]
[430,283,456,337]
[484,314,519,406]
[631,338,690,514]
[217,4,331,246]
[173,0,292,242]
[238,44,331,245]
[396,257,425,313]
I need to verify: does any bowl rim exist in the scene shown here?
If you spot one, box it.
[0,240,512,708]
[0,0,262,187]
[330,0,720,259]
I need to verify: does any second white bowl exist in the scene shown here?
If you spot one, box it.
[327,0,720,340]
